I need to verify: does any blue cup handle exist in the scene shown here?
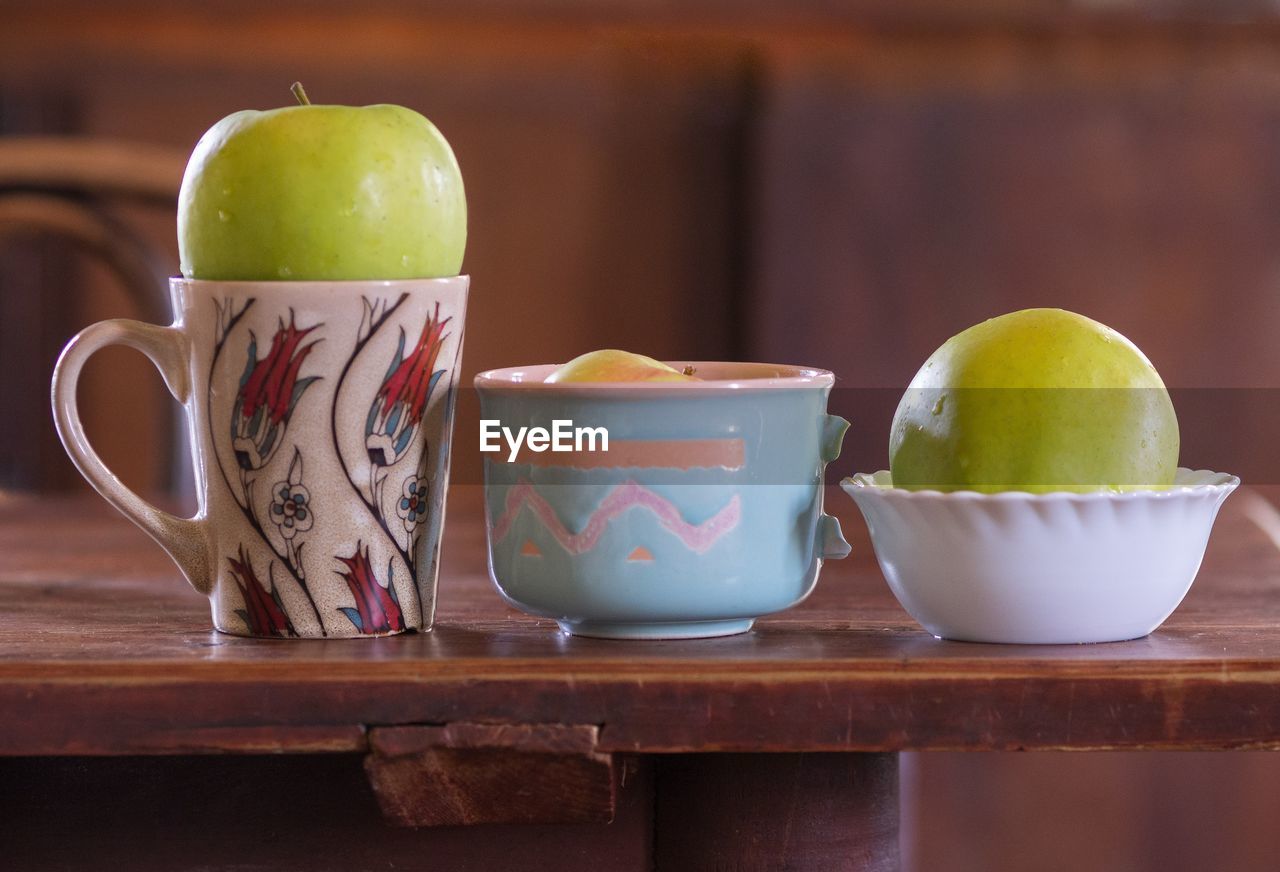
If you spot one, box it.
[821,414,849,463]
[817,513,851,560]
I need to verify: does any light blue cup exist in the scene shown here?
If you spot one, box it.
[474,362,850,639]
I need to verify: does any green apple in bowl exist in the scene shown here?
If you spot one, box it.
[889,308,1179,493]
[178,84,465,281]
[546,350,697,383]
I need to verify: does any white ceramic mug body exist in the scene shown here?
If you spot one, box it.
[53,277,469,638]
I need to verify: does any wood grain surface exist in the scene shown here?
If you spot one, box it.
[2,485,1279,756]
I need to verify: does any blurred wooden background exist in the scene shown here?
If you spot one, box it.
[5,1,1280,869]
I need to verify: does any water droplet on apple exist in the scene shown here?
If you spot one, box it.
[217,210,232,223]
[277,266,292,278]
[931,395,946,416]
[401,255,411,267]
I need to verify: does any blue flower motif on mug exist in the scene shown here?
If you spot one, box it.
[397,474,430,533]
[271,481,314,539]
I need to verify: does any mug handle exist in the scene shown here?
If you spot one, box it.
[51,319,212,595]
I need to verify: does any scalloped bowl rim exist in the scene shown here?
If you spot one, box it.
[841,468,1240,502]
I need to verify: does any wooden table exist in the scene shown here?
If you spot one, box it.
[2,485,1279,871]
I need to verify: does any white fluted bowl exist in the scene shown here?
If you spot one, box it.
[841,468,1239,644]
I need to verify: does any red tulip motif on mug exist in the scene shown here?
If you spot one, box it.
[231,313,320,473]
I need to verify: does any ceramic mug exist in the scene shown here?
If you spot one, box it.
[52,277,468,638]
[476,362,851,639]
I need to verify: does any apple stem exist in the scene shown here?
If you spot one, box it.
[290,82,311,106]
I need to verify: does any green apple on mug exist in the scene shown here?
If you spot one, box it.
[178,84,466,280]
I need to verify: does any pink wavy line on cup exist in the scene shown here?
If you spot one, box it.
[490,480,741,555]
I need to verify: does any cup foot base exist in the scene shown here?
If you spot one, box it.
[931,630,1154,645]
[557,618,755,640]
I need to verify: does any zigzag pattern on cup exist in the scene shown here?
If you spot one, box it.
[490,480,741,555]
